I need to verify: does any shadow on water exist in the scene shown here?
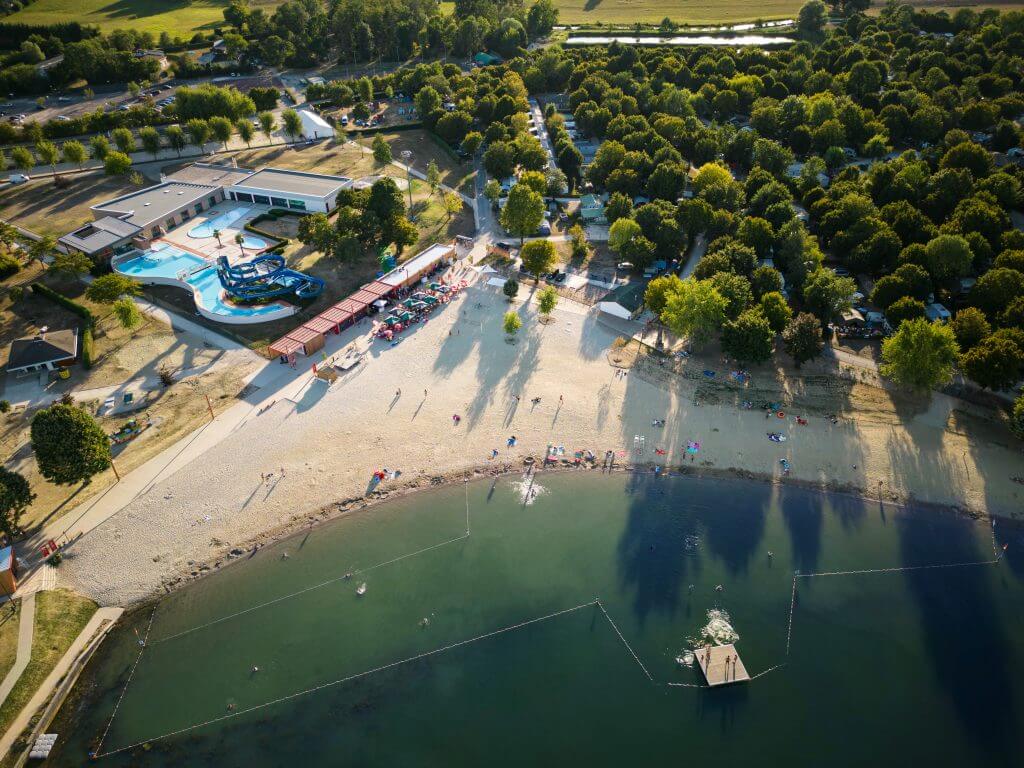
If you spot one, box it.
[895,511,1018,760]
[779,484,822,574]
[616,475,770,624]
[695,683,750,736]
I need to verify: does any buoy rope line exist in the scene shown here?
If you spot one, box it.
[96,498,1007,757]
[152,481,476,646]
[94,608,156,757]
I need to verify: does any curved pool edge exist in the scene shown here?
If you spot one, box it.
[112,250,298,326]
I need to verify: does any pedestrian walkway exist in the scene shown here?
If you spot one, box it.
[0,607,123,760]
[0,593,34,711]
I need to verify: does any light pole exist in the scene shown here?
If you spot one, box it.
[401,149,414,220]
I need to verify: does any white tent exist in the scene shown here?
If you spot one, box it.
[475,265,499,274]
[299,109,335,140]
[486,277,508,288]
[597,301,632,320]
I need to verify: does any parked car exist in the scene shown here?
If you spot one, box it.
[537,222,551,236]
[8,173,29,184]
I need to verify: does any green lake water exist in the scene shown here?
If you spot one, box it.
[49,473,1024,767]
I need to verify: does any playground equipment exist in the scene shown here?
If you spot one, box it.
[216,254,325,302]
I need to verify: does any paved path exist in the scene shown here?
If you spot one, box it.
[0,607,123,760]
[0,594,34,712]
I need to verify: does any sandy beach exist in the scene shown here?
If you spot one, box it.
[58,280,1024,606]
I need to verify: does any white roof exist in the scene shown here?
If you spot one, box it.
[378,243,456,287]
[597,301,632,320]
[486,277,508,288]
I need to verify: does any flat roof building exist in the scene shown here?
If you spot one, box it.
[91,181,226,238]
[163,162,255,187]
[59,216,141,259]
[228,168,351,213]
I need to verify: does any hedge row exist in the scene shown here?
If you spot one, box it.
[30,283,95,368]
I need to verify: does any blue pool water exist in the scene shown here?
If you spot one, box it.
[188,207,251,239]
[189,267,285,316]
[240,235,269,250]
[116,244,206,279]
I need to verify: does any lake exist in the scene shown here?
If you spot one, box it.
[49,473,1024,767]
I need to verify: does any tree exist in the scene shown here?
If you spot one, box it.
[645,274,683,316]
[0,468,34,538]
[50,251,92,277]
[484,180,502,207]
[248,86,279,112]
[442,192,463,222]
[9,147,33,172]
[1011,395,1024,440]
[940,142,993,179]
[372,134,392,165]
[722,308,774,364]
[235,119,255,149]
[783,312,824,367]
[803,268,856,323]
[605,192,633,224]
[501,183,545,246]
[138,126,161,159]
[971,268,1024,318]
[35,141,58,176]
[880,318,960,392]
[209,116,234,149]
[28,235,56,265]
[959,336,1023,390]
[30,403,111,485]
[298,212,336,254]
[165,125,186,157]
[504,310,523,337]
[426,160,441,195]
[1001,297,1024,330]
[483,141,516,179]
[111,127,135,154]
[89,135,110,161]
[61,140,86,170]
[923,234,973,285]
[503,278,520,301]
[538,284,558,319]
[282,108,303,142]
[112,297,142,330]
[104,151,132,176]
[86,273,140,304]
[259,112,276,142]
[797,0,828,36]
[951,307,991,351]
[708,271,754,319]
[751,265,784,299]
[660,278,728,345]
[520,239,556,279]
[886,296,927,328]
[760,291,793,333]
[608,218,641,256]
[186,118,211,149]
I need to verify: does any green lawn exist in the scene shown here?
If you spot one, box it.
[7,0,281,36]
[0,590,97,749]
[0,602,21,686]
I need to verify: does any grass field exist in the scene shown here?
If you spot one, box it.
[0,174,145,240]
[6,0,1017,38]
[0,590,97,750]
[7,0,280,36]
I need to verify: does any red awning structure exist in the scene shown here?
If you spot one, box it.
[350,289,377,305]
[363,280,393,297]
[321,307,352,324]
[336,298,365,314]
[286,326,321,345]
[304,316,337,334]
[269,336,304,357]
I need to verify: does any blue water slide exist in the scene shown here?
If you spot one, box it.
[216,255,324,301]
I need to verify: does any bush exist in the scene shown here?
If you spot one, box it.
[0,251,20,280]
[0,400,10,413]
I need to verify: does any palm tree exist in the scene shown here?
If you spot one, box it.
[234,232,245,254]
[213,228,222,247]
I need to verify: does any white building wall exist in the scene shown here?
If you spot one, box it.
[226,186,333,213]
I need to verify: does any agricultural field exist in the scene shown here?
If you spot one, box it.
[6,0,280,37]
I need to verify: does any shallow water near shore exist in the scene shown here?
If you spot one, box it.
[49,473,1024,767]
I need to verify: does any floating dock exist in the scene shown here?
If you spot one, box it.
[696,643,750,686]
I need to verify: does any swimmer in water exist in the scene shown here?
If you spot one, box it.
[715,584,724,592]
[768,551,773,558]
[688,584,695,594]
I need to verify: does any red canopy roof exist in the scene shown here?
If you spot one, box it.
[321,307,352,324]
[269,337,304,356]
[286,326,320,344]
[304,316,337,334]
[363,280,393,297]
[350,289,377,305]
[336,298,366,314]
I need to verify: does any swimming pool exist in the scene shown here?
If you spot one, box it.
[113,244,295,324]
[189,267,289,317]
[240,235,269,250]
[115,243,206,279]
[188,207,251,239]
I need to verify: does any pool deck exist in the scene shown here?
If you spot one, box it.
[696,644,750,686]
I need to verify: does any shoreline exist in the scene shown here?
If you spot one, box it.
[141,457,1010,610]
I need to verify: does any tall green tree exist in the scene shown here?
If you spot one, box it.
[104,151,132,176]
[186,118,211,150]
[520,239,556,278]
[9,147,33,173]
[86,273,140,304]
[31,403,112,485]
[959,336,1023,391]
[35,140,59,177]
[782,312,824,367]
[61,140,86,170]
[880,318,960,392]
[537,284,558,319]
[0,468,34,538]
[258,111,276,142]
[372,134,392,164]
[209,116,234,149]
[138,126,161,159]
[111,127,135,154]
[89,135,110,161]
[500,183,545,247]
[112,298,143,330]
[722,308,775,364]
[236,119,255,148]
[165,125,186,157]
[281,108,303,142]
[660,278,728,346]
